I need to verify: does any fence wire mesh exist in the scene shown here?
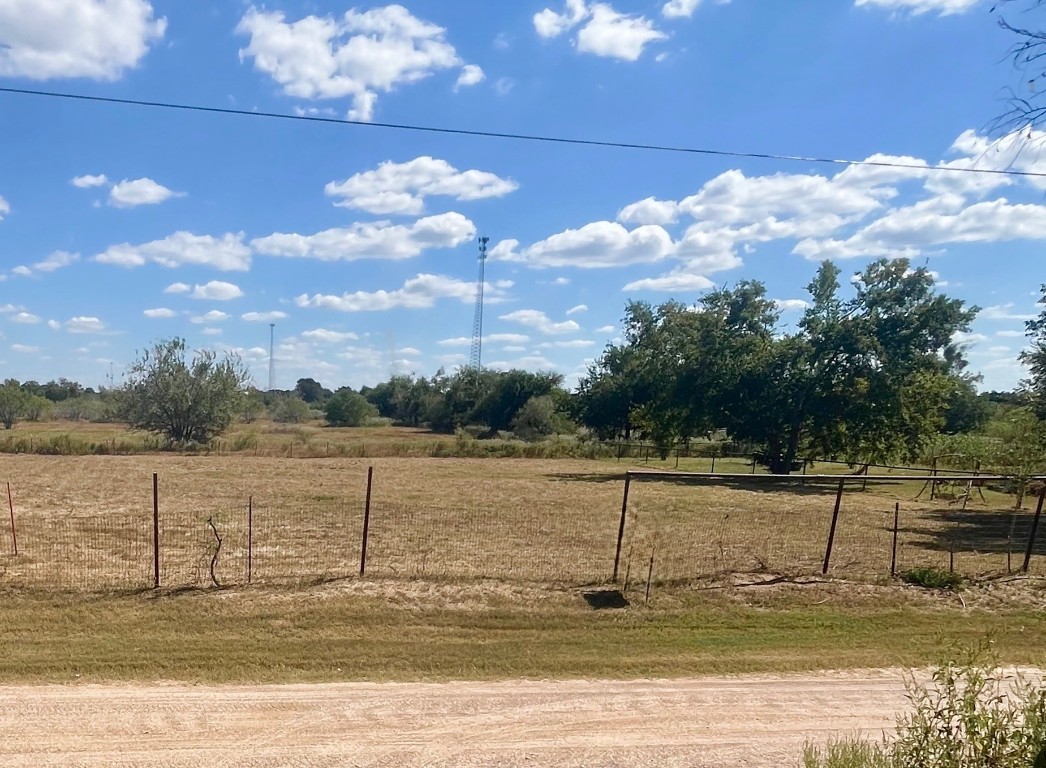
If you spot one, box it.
[0,464,1042,592]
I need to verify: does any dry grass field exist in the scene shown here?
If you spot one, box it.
[0,449,1041,592]
[0,434,1045,684]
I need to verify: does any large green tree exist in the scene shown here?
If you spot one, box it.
[0,380,26,430]
[575,259,975,473]
[119,338,250,444]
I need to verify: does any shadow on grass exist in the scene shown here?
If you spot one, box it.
[899,509,1046,558]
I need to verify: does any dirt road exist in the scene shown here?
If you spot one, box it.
[0,672,908,767]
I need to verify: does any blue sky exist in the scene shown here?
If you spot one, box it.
[0,0,1042,392]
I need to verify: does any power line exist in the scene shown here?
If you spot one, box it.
[1,85,1045,180]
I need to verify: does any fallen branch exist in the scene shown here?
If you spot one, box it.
[206,516,223,588]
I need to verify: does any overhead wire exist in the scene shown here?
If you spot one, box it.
[1,85,1044,180]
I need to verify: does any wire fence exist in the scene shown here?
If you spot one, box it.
[0,469,1042,593]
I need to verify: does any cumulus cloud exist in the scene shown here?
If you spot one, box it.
[438,333,530,346]
[0,195,8,220]
[493,222,675,268]
[623,272,714,292]
[775,299,810,311]
[566,304,588,315]
[0,0,165,80]
[33,251,79,273]
[301,328,360,343]
[109,177,181,208]
[242,311,288,322]
[854,0,979,16]
[11,312,39,324]
[164,282,191,294]
[297,273,506,312]
[237,5,467,121]
[325,158,516,215]
[11,343,39,354]
[534,1,665,61]
[662,0,704,18]
[65,316,106,334]
[191,281,244,301]
[143,308,176,318]
[72,173,108,188]
[252,212,476,261]
[190,310,230,324]
[95,232,252,271]
[454,64,485,90]
[617,197,679,226]
[499,309,580,335]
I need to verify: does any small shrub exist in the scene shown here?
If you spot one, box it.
[803,642,1046,768]
[900,566,964,590]
[231,432,259,452]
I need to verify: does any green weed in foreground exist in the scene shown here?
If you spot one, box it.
[900,566,964,591]
[803,642,1046,768]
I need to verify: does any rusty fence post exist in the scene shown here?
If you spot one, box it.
[152,472,160,589]
[360,466,373,577]
[6,481,16,556]
[890,502,900,577]
[1022,484,1045,573]
[822,479,845,575]
[247,495,253,584]
[612,473,632,583]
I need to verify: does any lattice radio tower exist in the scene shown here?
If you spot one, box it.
[268,323,276,391]
[469,237,490,370]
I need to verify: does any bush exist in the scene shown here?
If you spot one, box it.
[270,395,312,424]
[324,390,377,427]
[900,566,964,591]
[511,395,557,442]
[803,643,1046,768]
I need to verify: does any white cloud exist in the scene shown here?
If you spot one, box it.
[237,5,465,122]
[33,251,79,273]
[72,173,108,188]
[191,281,244,301]
[164,282,191,294]
[10,344,39,354]
[577,4,667,61]
[537,339,596,349]
[493,222,674,268]
[794,196,1046,260]
[95,232,252,271]
[618,197,679,226]
[143,308,176,318]
[662,0,703,18]
[0,0,165,80]
[66,316,106,334]
[953,331,989,345]
[252,213,476,261]
[242,311,288,322]
[996,330,1026,338]
[0,305,20,314]
[535,1,665,61]
[190,310,230,324]
[11,266,31,277]
[0,195,8,220]
[980,304,1036,321]
[11,312,39,324]
[500,309,580,335]
[46,319,60,330]
[854,0,979,16]
[297,273,505,312]
[454,64,485,91]
[301,328,360,343]
[486,354,558,371]
[325,158,516,216]
[623,272,714,292]
[775,299,809,311]
[534,0,588,37]
[438,333,530,347]
[566,304,588,315]
[109,177,180,208]
[596,325,615,333]
[201,328,223,337]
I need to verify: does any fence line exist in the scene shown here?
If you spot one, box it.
[0,467,1042,592]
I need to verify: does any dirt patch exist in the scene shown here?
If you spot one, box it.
[0,673,909,767]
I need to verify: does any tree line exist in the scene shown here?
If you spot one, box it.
[3,257,1046,477]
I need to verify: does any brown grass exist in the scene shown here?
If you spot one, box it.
[0,451,1041,593]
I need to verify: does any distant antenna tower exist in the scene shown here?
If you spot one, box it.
[469,236,490,370]
[268,323,276,391]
